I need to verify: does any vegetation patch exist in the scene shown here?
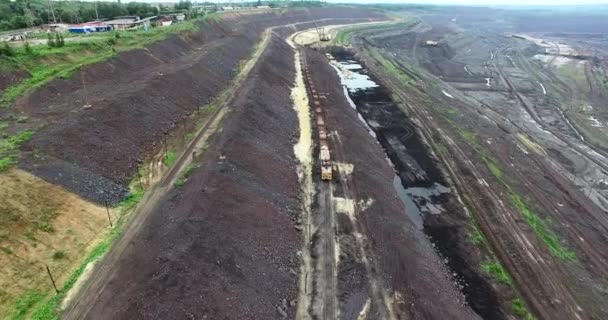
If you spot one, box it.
[511,298,536,320]
[0,129,34,172]
[509,192,576,261]
[163,151,177,166]
[368,48,412,85]
[481,258,512,286]
[8,291,45,320]
[174,163,198,188]
[1,19,204,108]
[483,156,503,179]
[516,133,546,156]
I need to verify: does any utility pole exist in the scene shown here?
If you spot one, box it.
[45,264,59,294]
[104,199,113,228]
[95,1,100,21]
[48,0,57,24]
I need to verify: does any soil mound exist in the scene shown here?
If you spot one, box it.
[14,8,384,203]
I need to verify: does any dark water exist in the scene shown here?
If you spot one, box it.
[328,49,507,320]
[329,52,451,230]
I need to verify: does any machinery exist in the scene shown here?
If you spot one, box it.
[319,145,333,181]
[317,26,330,42]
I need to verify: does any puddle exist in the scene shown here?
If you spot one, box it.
[330,62,379,92]
[393,175,423,229]
[328,49,506,318]
[330,50,451,229]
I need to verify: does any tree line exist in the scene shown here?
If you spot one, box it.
[0,0,162,31]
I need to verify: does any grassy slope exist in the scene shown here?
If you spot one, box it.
[1,14,227,320]
[0,18,208,108]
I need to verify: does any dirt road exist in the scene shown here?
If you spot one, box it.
[61,13,387,320]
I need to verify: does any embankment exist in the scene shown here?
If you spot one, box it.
[71,32,303,320]
[10,8,384,203]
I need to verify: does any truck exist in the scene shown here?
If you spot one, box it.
[319,145,332,181]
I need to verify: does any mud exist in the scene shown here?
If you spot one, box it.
[303,47,479,319]
[329,49,507,319]
[347,11,608,319]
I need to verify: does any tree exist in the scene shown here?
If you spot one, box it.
[175,0,192,11]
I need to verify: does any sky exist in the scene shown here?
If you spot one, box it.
[325,0,608,5]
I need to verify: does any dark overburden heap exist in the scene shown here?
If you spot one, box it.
[13,8,384,203]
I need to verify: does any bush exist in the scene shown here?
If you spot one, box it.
[52,251,66,260]
[0,41,14,56]
[47,33,55,47]
[24,41,32,54]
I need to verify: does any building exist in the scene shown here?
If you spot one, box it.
[104,16,141,30]
[103,16,158,30]
[425,40,439,46]
[169,13,186,21]
[68,21,111,34]
[41,23,69,33]
[156,16,173,27]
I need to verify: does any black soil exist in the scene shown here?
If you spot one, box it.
[11,8,384,203]
[330,48,507,320]
[79,34,303,320]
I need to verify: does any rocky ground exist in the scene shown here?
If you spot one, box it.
[302,47,479,319]
[73,34,302,320]
[7,8,384,204]
[344,8,608,320]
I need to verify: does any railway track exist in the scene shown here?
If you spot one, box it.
[299,48,339,320]
[355,46,592,319]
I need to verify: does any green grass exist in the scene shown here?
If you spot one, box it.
[117,184,144,212]
[14,168,151,319]
[163,151,176,166]
[8,291,45,320]
[1,18,206,108]
[174,163,198,188]
[0,130,34,172]
[335,30,352,45]
[484,157,504,179]
[511,298,536,320]
[27,227,121,320]
[457,127,479,145]
[509,192,576,261]
[447,118,575,262]
[445,107,459,118]
[480,259,512,286]
[368,48,412,85]
[468,225,486,247]
[0,155,16,172]
[0,130,33,153]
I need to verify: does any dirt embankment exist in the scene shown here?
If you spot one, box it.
[0,71,26,95]
[10,8,384,204]
[303,47,479,319]
[352,24,608,319]
[73,34,303,319]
